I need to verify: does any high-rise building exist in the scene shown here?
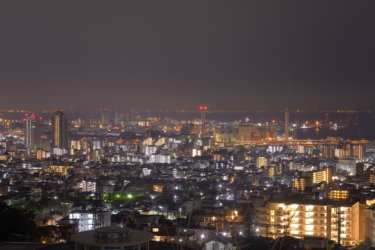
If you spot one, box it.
[256,156,269,168]
[238,125,261,141]
[335,148,343,158]
[322,144,336,158]
[199,106,208,138]
[24,114,41,150]
[312,167,333,184]
[342,143,352,157]
[353,144,365,160]
[52,110,68,149]
[284,108,289,140]
[255,199,366,246]
[292,177,311,192]
[365,206,375,248]
[69,210,111,232]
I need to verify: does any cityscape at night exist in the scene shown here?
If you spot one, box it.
[1,1,375,250]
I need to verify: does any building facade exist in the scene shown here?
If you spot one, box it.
[255,199,366,246]
[52,110,68,149]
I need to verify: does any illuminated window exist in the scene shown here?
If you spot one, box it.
[290,204,299,209]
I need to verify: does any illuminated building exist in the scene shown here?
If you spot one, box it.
[292,177,311,192]
[24,114,41,150]
[149,154,171,164]
[296,145,305,154]
[44,165,73,175]
[255,200,366,246]
[152,185,163,192]
[70,140,81,150]
[366,199,375,207]
[312,167,333,184]
[335,148,343,158]
[91,149,101,162]
[0,155,8,161]
[76,180,96,192]
[256,156,269,168]
[92,140,103,150]
[52,110,68,149]
[137,120,150,127]
[289,162,317,172]
[352,144,365,160]
[267,145,283,153]
[331,203,366,246]
[214,124,275,143]
[36,149,49,159]
[69,210,111,232]
[267,166,275,177]
[52,147,68,156]
[69,138,90,151]
[144,145,157,156]
[143,137,153,146]
[237,125,261,141]
[328,189,349,200]
[194,209,244,231]
[213,153,225,162]
[336,158,357,176]
[259,126,277,140]
[365,206,375,248]
[214,127,236,142]
[155,137,166,146]
[192,148,202,157]
[322,144,335,158]
[342,143,352,157]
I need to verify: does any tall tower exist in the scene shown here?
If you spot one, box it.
[52,110,68,148]
[284,108,289,140]
[25,113,41,150]
[199,106,208,138]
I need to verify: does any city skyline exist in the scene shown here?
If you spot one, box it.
[1,2,375,249]
[0,1,375,110]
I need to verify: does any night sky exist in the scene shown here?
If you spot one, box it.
[1,1,374,110]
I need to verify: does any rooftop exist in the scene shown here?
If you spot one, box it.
[71,227,152,246]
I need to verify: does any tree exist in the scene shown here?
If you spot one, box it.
[0,201,39,242]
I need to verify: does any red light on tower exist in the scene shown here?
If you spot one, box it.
[199,105,207,138]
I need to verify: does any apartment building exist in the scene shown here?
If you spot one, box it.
[255,199,365,246]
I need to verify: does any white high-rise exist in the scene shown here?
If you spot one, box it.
[25,114,41,150]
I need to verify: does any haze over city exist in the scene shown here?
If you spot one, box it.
[1,1,375,250]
